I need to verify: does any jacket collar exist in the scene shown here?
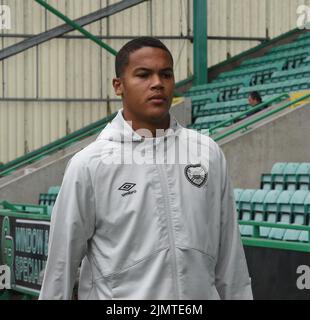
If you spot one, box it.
[97,109,182,142]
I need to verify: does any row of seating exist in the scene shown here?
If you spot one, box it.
[189,111,243,130]
[213,61,284,83]
[264,65,310,83]
[192,94,282,119]
[239,47,309,69]
[261,163,310,191]
[234,76,310,99]
[268,36,310,54]
[186,32,310,121]
[185,76,252,97]
[38,186,60,214]
[235,188,310,242]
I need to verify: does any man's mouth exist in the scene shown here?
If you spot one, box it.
[148,95,166,104]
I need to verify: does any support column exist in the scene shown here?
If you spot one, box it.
[193,0,207,85]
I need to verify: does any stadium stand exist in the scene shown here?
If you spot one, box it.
[2,26,310,300]
[185,29,310,135]
[236,163,310,242]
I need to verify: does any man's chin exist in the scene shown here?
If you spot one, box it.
[146,106,170,122]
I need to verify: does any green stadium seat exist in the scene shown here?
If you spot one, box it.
[213,61,284,84]
[298,32,310,41]
[192,112,243,130]
[235,77,310,99]
[299,192,310,242]
[261,163,310,191]
[265,66,310,83]
[200,127,226,136]
[268,190,295,240]
[283,190,309,241]
[243,189,269,237]
[296,163,310,190]
[234,188,244,205]
[234,188,244,218]
[190,92,219,110]
[261,173,273,190]
[272,163,289,190]
[186,76,251,97]
[260,190,282,237]
[238,189,256,236]
[301,54,310,65]
[284,163,301,191]
[48,186,60,194]
[268,38,310,54]
[239,48,309,69]
[192,98,250,118]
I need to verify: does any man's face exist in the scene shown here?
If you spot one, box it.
[113,47,175,125]
[248,95,258,106]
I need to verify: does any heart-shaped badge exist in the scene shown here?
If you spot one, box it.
[184,164,208,188]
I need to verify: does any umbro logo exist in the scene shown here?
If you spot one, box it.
[118,183,136,191]
[118,183,137,197]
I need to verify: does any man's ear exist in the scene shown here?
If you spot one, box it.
[113,78,123,96]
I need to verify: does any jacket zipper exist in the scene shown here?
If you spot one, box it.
[156,164,180,299]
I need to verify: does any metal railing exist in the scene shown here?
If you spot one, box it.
[208,93,289,135]
[239,220,310,252]
[0,113,117,177]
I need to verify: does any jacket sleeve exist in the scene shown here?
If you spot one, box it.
[39,155,96,300]
[214,148,253,300]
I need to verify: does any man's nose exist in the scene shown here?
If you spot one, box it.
[150,74,164,90]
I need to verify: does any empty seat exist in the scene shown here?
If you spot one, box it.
[284,163,301,191]
[298,32,310,41]
[192,112,243,130]
[268,191,295,240]
[238,189,256,236]
[192,98,250,118]
[261,163,310,191]
[240,48,309,69]
[48,186,60,194]
[186,76,251,97]
[191,92,219,109]
[283,190,309,241]
[265,66,310,84]
[269,38,310,54]
[296,163,310,190]
[299,192,310,242]
[260,190,282,237]
[213,61,284,83]
[261,163,287,190]
[234,188,245,208]
[243,189,269,237]
[273,163,290,190]
[235,77,310,99]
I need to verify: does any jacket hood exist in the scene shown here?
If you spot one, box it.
[96,109,182,143]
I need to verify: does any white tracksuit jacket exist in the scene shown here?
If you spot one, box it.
[39,110,252,300]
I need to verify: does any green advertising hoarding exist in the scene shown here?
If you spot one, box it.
[0,210,50,296]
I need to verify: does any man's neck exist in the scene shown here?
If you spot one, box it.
[122,110,170,138]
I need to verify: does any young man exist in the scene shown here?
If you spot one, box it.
[39,37,252,300]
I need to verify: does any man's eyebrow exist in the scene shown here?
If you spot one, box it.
[133,67,174,72]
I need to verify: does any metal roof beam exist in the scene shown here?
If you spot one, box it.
[0,0,146,61]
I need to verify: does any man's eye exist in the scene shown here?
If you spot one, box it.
[162,73,173,79]
[137,73,148,78]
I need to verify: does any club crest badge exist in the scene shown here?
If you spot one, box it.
[184,164,208,188]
